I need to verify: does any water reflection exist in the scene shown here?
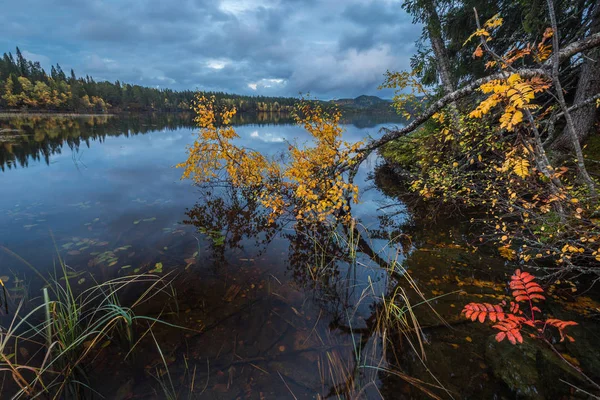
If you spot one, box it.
[0,114,408,397]
[2,114,593,399]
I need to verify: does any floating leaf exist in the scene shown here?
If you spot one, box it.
[115,245,132,252]
[151,262,163,273]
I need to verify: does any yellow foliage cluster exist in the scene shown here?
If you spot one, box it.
[3,77,73,109]
[464,14,503,48]
[178,95,362,223]
[463,29,491,47]
[469,73,549,131]
[177,95,278,187]
[484,14,504,30]
[286,103,362,221]
[399,15,600,275]
[497,145,532,179]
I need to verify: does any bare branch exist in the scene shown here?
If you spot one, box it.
[546,32,600,65]
[543,93,600,146]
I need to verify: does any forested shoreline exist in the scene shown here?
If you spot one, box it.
[0,47,297,114]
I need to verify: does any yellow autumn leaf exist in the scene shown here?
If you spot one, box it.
[484,14,504,29]
[507,73,521,85]
[513,157,530,178]
[498,245,516,260]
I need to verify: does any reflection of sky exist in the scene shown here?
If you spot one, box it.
[0,118,405,281]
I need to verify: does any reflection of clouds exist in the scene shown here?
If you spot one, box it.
[249,130,285,143]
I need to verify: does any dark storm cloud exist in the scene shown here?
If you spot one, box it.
[0,0,421,98]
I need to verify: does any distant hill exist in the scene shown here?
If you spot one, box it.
[330,95,395,114]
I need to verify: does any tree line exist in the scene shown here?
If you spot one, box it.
[0,48,297,113]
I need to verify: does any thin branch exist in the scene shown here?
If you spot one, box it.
[543,93,600,146]
[355,31,600,156]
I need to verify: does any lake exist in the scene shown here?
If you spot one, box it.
[0,113,598,399]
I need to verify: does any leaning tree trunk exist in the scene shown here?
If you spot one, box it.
[551,1,600,150]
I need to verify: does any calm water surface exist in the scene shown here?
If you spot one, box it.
[0,114,599,399]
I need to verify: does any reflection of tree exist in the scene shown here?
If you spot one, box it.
[0,113,195,170]
[180,178,429,397]
[0,114,310,171]
[183,178,413,310]
[182,184,284,266]
[339,112,406,129]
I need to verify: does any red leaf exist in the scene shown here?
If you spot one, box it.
[546,319,578,342]
[495,332,506,342]
[526,286,544,294]
[462,302,506,324]
[510,269,545,303]
[513,329,523,343]
[507,331,517,344]
[492,318,523,345]
[521,273,535,283]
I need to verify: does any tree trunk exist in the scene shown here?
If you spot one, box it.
[429,34,456,95]
[547,0,596,196]
[423,0,462,129]
[551,1,600,150]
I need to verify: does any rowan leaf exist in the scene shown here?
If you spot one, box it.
[513,157,530,178]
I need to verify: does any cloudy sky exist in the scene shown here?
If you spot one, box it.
[0,0,421,99]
